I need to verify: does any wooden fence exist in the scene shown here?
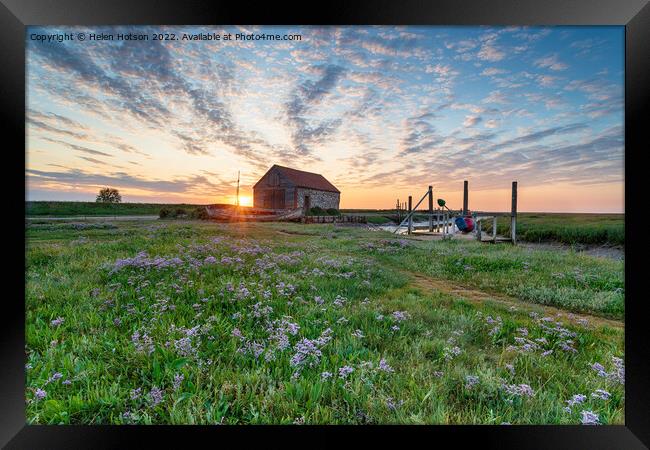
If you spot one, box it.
[302,215,367,224]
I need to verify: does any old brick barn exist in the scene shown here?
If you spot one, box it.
[253,165,340,211]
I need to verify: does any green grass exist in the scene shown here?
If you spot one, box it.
[375,238,624,319]
[25,220,624,424]
[489,213,624,246]
[365,215,393,225]
[26,201,206,217]
[347,210,624,246]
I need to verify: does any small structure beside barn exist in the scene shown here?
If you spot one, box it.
[253,165,340,212]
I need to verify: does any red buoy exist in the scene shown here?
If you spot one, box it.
[464,216,474,233]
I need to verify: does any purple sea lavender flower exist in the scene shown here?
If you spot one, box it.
[443,346,462,361]
[378,358,394,373]
[386,397,404,410]
[591,389,611,400]
[502,383,535,397]
[566,394,587,407]
[130,388,142,400]
[290,338,324,368]
[610,356,625,385]
[321,371,333,380]
[34,388,46,401]
[338,366,354,379]
[352,329,365,339]
[132,332,155,355]
[173,373,184,391]
[46,372,63,384]
[591,362,608,377]
[285,321,300,336]
[315,328,333,346]
[50,317,64,327]
[148,387,163,407]
[580,410,600,425]
[465,375,480,389]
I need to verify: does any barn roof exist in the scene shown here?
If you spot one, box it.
[255,165,340,193]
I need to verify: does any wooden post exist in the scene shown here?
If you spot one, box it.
[492,216,497,243]
[476,218,482,241]
[427,187,431,232]
[396,198,400,224]
[511,181,518,244]
[442,211,447,237]
[407,196,413,234]
[463,180,468,216]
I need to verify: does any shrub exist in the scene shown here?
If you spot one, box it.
[326,208,341,216]
[159,208,171,219]
[308,206,325,216]
[190,207,209,220]
[175,208,187,217]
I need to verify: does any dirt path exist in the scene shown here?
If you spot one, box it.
[272,226,623,329]
[407,271,623,330]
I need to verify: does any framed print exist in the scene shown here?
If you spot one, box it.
[1,0,649,447]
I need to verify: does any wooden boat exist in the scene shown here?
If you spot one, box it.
[205,204,304,222]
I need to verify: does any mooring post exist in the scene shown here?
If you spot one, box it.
[396,198,400,224]
[476,218,482,241]
[463,180,468,216]
[442,209,447,237]
[511,181,518,244]
[427,187,431,232]
[408,195,413,235]
[492,216,498,243]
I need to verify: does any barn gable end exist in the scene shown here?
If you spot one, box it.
[253,165,340,210]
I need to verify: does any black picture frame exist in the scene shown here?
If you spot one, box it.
[2,0,648,447]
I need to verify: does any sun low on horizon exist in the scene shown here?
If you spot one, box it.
[26,25,624,213]
[238,196,253,207]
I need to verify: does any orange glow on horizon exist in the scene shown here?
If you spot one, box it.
[238,195,253,207]
[27,179,624,213]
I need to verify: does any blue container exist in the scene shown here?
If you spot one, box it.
[455,216,468,232]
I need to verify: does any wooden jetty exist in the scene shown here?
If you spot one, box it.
[393,181,518,244]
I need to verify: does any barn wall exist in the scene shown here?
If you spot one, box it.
[253,167,297,208]
[253,187,297,209]
[295,188,340,210]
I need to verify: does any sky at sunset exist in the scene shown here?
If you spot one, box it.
[26,26,624,212]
